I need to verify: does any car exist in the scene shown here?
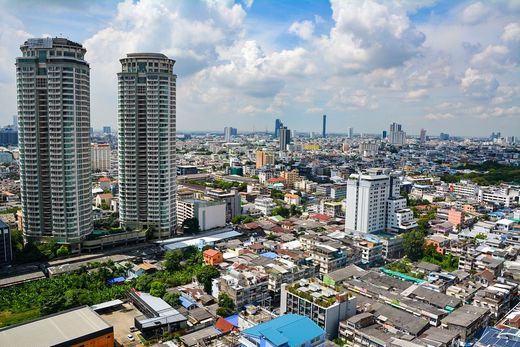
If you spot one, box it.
[127,334,134,341]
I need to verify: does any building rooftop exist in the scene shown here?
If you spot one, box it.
[442,305,489,327]
[242,314,324,347]
[0,306,112,347]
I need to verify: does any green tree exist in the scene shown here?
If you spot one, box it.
[217,293,235,317]
[231,214,255,225]
[162,292,180,307]
[272,206,290,218]
[164,250,183,272]
[196,266,220,294]
[270,190,285,200]
[403,230,425,261]
[289,205,302,216]
[182,218,200,234]
[56,245,69,257]
[150,281,166,298]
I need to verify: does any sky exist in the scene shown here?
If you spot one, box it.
[0,0,519,136]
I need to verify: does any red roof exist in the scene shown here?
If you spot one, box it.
[309,213,332,221]
[98,177,111,182]
[267,177,286,183]
[215,317,237,333]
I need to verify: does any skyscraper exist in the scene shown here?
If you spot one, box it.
[420,128,427,143]
[118,53,177,235]
[103,126,111,135]
[274,118,283,138]
[389,122,406,145]
[348,127,354,139]
[322,114,327,138]
[224,126,237,141]
[12,115,18,130]
[279,126,291,151]
[16,38,92,246]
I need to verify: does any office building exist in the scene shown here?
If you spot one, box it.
[177,165,198,176]
[389,122,406,145]
[0,306,114,347]
[224,126,237,141]
[420,128,427,143]
[280,279,357,339]
[240,314,326,347]
[279,126,291,151]
[274,118,282,138]
[382,130,387,139]
[91,143,111,172]
[0,220,12,265]
[440,132,450,140]
[176,199,226,231]
[16,38,92,246]
[322,114,327,138]
[118,53,177,235]
[0,127,18,147]
[102,126,111,135]
[349,127,354,139]
[255,150,275,169]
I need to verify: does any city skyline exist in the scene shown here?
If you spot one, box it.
[0,0,519,136]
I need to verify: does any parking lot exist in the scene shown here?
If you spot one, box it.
[100,303,144,347]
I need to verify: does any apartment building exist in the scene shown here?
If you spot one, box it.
[91,143,111,172]
[213,266,270,309]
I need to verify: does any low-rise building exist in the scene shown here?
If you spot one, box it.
[254,197,277,216]
[213,266,270,309]
[177,199,226,231]
[441,305,490,343]
[203,249,224,266]
[281,279,357,339]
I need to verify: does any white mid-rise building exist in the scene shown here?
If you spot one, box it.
[345,169,416,234]
[91,143,111,172]
[254,197,277,216]
[16,38,92,247]
[345,169,390,233]
[176,199,226,231]
[118,53,177,235]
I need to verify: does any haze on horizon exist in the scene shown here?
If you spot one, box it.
[0,0,519,136]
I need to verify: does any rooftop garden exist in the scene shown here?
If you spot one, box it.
[287,283,338,308]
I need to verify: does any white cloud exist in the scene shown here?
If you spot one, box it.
[460,68,499,98]
[288,20,314,40]
[425,113,455,120]
[405,88,428,101]
[316,0,425,73]
[462,2,490,25]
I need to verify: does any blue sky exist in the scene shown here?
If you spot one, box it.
[0,0,519,136]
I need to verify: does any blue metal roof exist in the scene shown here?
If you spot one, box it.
[260,252,278,259]
[224,314,239,327]
[242,314,324,347]
[179,296,197,309]
[107,276,125,285]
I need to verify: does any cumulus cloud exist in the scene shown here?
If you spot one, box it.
[460,68,499,98]
[316,0,425,73]
[288,20,314,40]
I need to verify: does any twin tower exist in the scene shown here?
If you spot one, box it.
[16,38,177,249]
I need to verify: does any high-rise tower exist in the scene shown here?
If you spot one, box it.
[118,53,177,236]
[16,38,92,247]
[322,114,327,138]
[274,119,282,138]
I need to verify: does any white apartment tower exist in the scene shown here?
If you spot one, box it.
[118,53,177,235]
[16,38,92,246]
[345,169,416,234]
[345,168,390,233]
[91,143,111,172]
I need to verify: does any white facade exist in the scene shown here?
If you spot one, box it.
[118,53,177,234]
[16,38,92,245]
[91,143,111,172]
[345,169,390,233]
[177,199,226,231]
[254,197,277,216]
[345,169,416,234]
